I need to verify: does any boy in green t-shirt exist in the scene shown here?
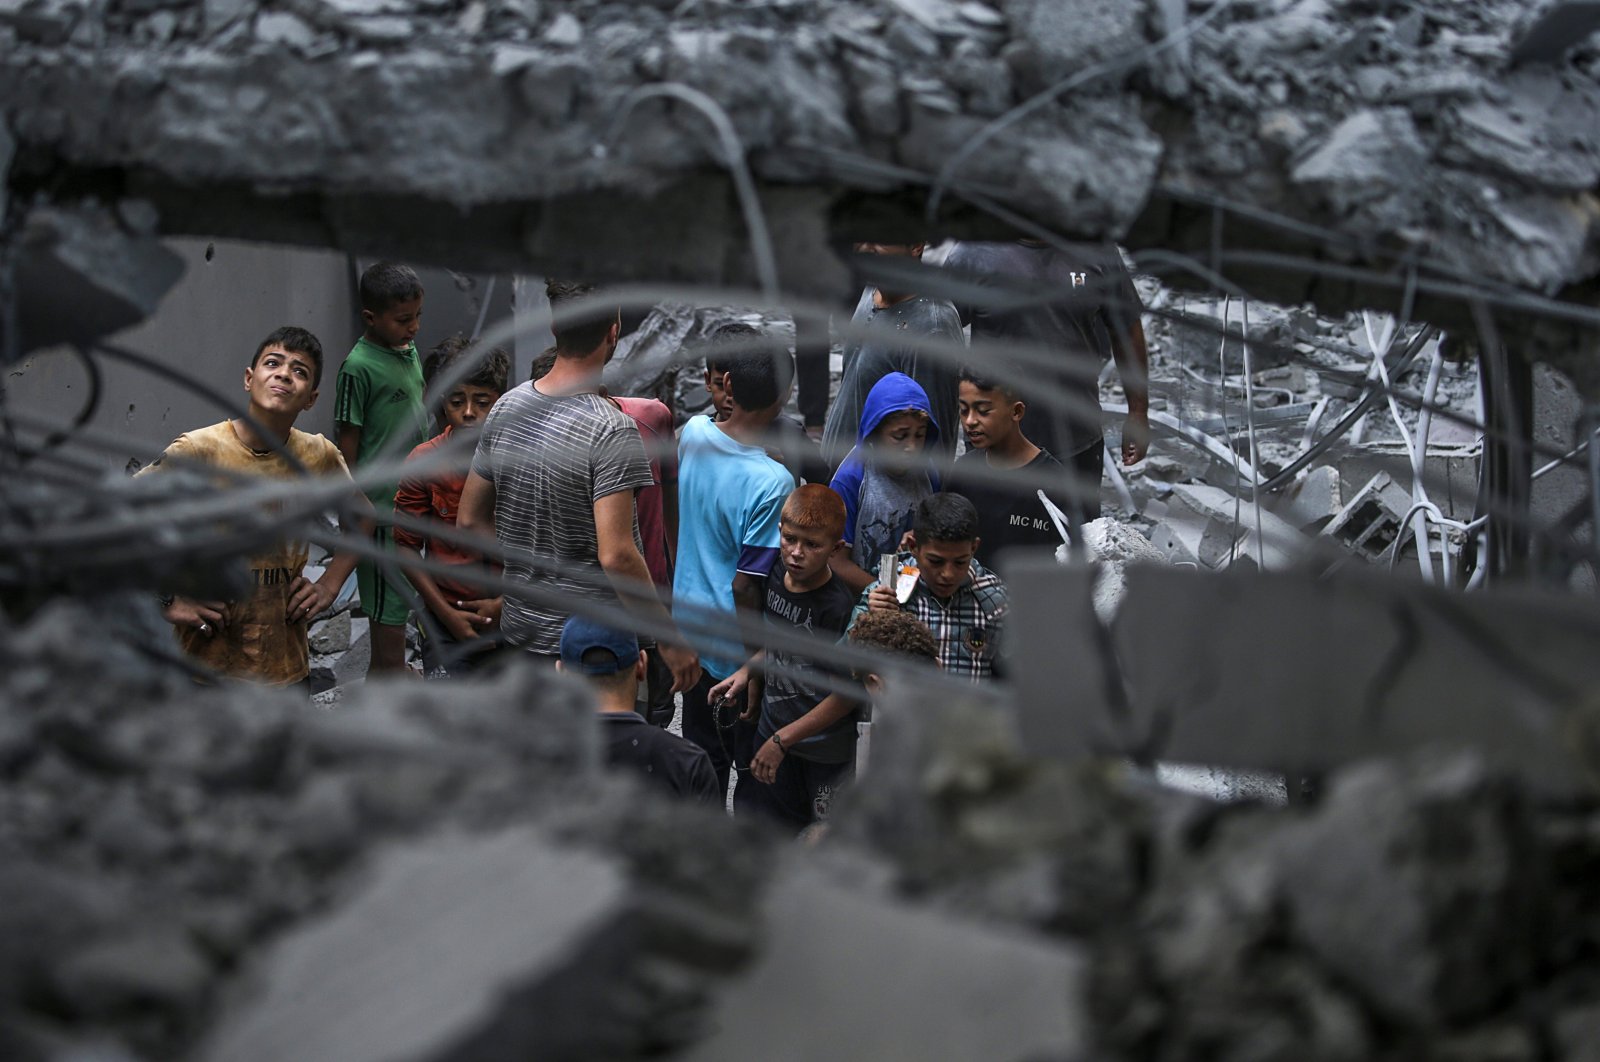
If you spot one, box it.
[334,262,432,675]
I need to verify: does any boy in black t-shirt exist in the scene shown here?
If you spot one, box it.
[950,366,1076,568]
[710,484,856,831]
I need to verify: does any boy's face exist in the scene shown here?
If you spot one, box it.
[704,367,733,419]
[909,536,978,601]
[245,345,319,417]
[871,411,929,458]
[363,295,423,350]
[442,385,501,433]
[779,519,842,583]
[958,380,1023,451]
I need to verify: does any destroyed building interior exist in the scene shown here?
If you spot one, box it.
[4,0,1600,1059]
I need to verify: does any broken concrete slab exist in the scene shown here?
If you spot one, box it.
[1107,566,1599,791]
[1167,482,1306,569]
[200,828,629,1062]
[11,202,186,358]
[681,860,1089,1062]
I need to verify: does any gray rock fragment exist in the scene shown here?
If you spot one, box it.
[542,10,581,46]
[309,609,350,654]
[200,829,629,1062]
[254,11,316,50]
[682,862,1089,1062]
[999,0,1144,87]
[51,927,213,1022]
[1291,108,1429,216]
[11,203,185,359]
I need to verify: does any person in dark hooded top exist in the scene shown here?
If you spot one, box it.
[827,372,942,594]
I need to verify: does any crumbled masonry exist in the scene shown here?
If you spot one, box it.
[2,0,1599,379]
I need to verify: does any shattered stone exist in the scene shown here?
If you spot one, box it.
[1291,108,1429,215]
[998,0,1143,88]
[542,10,581,47]
[253,10,316,50]
[50,926,213,1024]
[681,861,1089,1062]
[12,202,186,358]
[308,610,351,655]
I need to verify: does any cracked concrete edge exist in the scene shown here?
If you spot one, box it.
[2,1,1599,379]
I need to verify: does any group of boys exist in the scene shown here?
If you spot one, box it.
[146,241,1147,833]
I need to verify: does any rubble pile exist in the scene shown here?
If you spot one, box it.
[835,694,1600,1062]
[1112,286,1486,576]
[2,0,1598,374]
[0,596,770,1061]
[2,600,1599,1059]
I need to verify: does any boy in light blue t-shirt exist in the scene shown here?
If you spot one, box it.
[673,327,796,796]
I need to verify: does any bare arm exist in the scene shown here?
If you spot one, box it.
[750,692,857,785]
[829,552,876,594]
[1107,281,1150,464]
[286,489,370,621]
[336,423,363,475]
[594,490,700,692]
[456,471,497,541]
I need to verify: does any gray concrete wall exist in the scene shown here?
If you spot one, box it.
[6,238,520,471]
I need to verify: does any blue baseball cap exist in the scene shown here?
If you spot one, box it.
[559,615,640,674]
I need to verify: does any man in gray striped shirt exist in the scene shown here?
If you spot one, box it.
[459,282,700,690]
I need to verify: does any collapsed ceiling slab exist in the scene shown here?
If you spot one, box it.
[2,0,1599,378]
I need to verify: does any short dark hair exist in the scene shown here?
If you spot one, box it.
[849,609,938,663]
[530,346,557,382]
[958,365,1020,402]
[704,322,759,376]
[710,325,793,412]
[253,326,324,388]
[423,335,510,396]
[359,262,423,313]
[913,492,979,544]
[546,280,619,355]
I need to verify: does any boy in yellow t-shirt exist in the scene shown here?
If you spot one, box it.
[141,326,366,689]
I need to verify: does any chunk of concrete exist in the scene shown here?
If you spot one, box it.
[1322,471,1412,563]
[1109,566,1597,792]
[201,829,629,1062]
[1168,482,1306,569]
[681,862,1089,1062]
[12,203,186,358]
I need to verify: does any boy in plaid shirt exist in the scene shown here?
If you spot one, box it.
[848,492,1007,681]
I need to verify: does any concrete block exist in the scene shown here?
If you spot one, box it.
[1266,465,1342,531]
[1336,443,1480,523]
[309,610,351,655]
[1108,566,1597,792]
[1322,471,1412,563]
[1168,482,1306,570]
[1002,558,1111,761]
[681,862,1089,1062]
[201,828,628,1062]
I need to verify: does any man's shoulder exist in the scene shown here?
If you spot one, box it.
[613,395,673,433]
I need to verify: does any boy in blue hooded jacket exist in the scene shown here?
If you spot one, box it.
[828,372,941,593]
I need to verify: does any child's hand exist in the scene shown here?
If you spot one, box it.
[285,576,336,624]
[708,669,748,712]
[457,597,503,632]
[165,595,228,637]
[750,736,784,784]
[867,585,898,612]
[439,605,491,643]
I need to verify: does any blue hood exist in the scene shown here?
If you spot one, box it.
[857,371,941,446]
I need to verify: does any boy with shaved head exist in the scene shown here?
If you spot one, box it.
[711,484,858,831]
